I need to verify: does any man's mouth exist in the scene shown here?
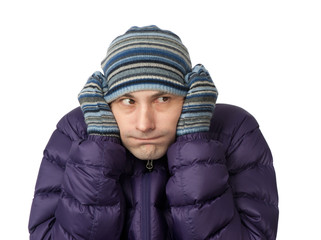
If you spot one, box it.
[132,136,162,141]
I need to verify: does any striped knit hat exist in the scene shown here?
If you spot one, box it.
[101,25,192,103]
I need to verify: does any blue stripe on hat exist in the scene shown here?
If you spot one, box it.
[105,47,188,68]
[101,26,192,102]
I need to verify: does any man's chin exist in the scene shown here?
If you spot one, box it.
[129,145,166,161]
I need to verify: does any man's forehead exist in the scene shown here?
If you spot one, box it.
[118,90,173,99]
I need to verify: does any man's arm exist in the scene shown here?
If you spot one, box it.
[225,109,278,239]
[165,65,278,239]
[166,113,278,240]
[28,112,126,238]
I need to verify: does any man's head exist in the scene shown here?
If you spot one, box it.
[110,90,184,160]
[101,25,192,160]
[101,25,192,103]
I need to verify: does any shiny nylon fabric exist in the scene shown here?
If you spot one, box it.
[28,104,278,239]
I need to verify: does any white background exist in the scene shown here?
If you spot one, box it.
[1,0,320,239]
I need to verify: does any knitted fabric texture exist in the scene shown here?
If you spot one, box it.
[176,64,218,136]
[101,25,192,103]
[78,72,119,136]
[78,26,218,136]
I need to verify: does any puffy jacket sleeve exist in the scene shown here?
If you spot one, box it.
[166,106,278,240]
[28,108,126,240]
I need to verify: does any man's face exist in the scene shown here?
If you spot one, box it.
[110,90,184,160]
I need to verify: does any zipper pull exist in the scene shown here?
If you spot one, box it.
[146,159,153,171]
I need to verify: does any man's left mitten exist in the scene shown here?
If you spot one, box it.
[78,71,119,138]
[177,64,218,136]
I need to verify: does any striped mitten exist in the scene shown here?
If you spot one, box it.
[176,64,218,136]
[78,71,119,137]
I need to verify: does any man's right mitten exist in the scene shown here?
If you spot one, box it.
[78,71,119,138]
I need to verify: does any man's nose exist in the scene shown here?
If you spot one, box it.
[136,104,155,132]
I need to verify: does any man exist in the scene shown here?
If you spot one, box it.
[28,26,278,239]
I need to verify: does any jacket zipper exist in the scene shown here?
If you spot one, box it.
[146,159,153,171]
[142,163,152,240]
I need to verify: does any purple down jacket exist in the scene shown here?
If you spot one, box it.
[28,104,278,240]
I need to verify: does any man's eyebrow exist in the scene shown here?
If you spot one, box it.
[120,93,135,98]
[119,91,170,99]
[151,91,169,98]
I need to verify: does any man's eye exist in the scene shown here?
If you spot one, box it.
[157,96,170,103]
[121,98,135,105]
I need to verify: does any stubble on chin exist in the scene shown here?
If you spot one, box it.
[130,144,166,160]
[121,131,175,160]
